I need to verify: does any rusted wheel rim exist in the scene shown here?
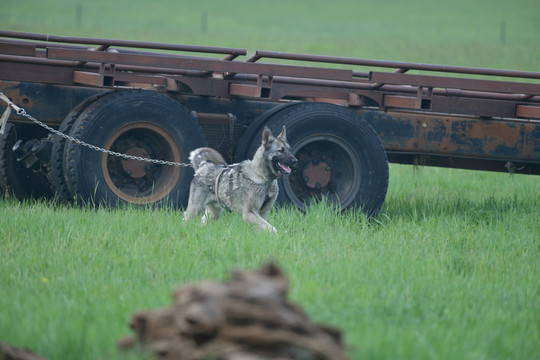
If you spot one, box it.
[101,122,181,204]
[282,134,361,209]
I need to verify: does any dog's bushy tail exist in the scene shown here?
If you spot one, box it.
[189,147,227,171]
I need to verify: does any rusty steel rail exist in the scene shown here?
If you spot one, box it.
[0,30,248,56]
[1,31,539,119]
[0,31,539,177]
[252,50,540,80]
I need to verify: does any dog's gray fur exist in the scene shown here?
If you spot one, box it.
[183,126,297,233]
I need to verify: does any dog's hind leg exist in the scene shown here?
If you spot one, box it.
[183,187,206,221]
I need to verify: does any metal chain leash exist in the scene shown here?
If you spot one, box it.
[0,92,193,168]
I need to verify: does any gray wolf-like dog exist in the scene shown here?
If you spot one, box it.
[183,126,297,233]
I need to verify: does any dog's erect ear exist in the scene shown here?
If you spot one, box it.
[277,125,287,142]
[262,126,274,146]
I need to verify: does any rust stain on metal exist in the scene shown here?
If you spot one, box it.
[364,110,540,162]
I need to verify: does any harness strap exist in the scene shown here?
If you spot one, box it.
[214,166,227,208]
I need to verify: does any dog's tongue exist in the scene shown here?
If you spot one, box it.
[279,162,292,174]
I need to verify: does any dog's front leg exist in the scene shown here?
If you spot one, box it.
[259,199,275,221]
[201,203,224,224]
[183,204,202,221]
[259,188,278,221]
[243,211,277,233]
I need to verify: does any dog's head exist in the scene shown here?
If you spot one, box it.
[262,126,298,177]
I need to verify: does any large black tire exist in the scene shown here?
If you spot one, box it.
[233,102,301,163]
[50,91,110,202]
[63,90,207,208]
[242,102,389,216]
[0,123,53,200]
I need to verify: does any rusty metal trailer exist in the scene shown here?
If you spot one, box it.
[1,31,539,215]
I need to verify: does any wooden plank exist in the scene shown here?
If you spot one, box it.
[73,71,108,86]
[516,105,540,119]
[383,95,417,109]
[0,41,36,56]
[229,83,262,97]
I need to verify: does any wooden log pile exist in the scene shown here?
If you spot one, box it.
[0,342,47,360]
[118,263,348,360]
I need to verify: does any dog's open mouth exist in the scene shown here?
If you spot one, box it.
[277,162,292,174]
[273,158,296,175]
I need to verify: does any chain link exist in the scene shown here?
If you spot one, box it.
[13,106,193,168]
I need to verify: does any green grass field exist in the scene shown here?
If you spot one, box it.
[1,1,540,359]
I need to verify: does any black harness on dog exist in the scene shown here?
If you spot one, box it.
[214,166,228,209]
[214,164,243,210]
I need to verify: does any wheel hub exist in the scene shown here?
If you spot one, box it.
[122,148,149,178]
[302,160,331,189]
[101,123,181,204]
[282,134,362,210]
